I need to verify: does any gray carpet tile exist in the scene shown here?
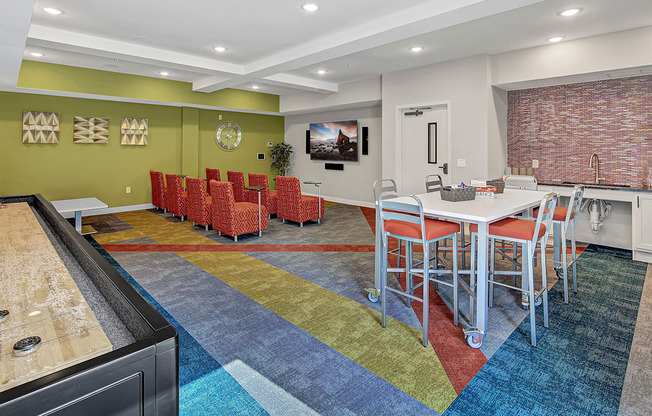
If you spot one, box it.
[110,250,437,416]
[249,251,422,328]
[81,213,134,235]
[618,265,652,416]
[189,204,376,246]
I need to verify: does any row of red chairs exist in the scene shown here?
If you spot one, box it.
[149,169,325,241]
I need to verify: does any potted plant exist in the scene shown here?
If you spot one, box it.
[269,142,293,177]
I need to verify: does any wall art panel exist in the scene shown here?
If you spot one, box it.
[120,118,148,146]
[73,116,109,143]
[22,111,60,144]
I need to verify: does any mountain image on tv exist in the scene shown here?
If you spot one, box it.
[310,120,358,161]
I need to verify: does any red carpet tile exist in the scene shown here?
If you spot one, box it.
[102,243,375,252]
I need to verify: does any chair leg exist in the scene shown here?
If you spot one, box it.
[527,241,537,347]
[282,218,286,223]
[452,233,459,327]
[460,223,466,271]
[381,234,389,328]
[512,242,518,286]
[571,222,578,293]
[396,239,402,279]
[205,225,209,231]
[470,232,476,326]
[407,241,414,306]
[541,237,549,328]
[318,218,321,224]
[489,238,496,308]
[300,222,304,227]
[422,244,430,348]
[562,227,569,304]
[234,235,238,242]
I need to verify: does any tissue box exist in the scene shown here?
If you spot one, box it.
[476,186,497,198]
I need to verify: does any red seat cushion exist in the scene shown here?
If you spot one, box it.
[533,206,572,221]
[385,219,460,241]
[470,218,546,240]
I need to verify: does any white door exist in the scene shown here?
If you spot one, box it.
[400,106,449,195]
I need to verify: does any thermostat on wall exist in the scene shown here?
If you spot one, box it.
[257,153,266,160]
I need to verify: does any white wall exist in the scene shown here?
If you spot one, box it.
[382,55,491,187]
[284,106,381,206]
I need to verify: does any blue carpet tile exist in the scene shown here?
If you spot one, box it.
[87,238,269,416]
[107,249,437,416]
[443,245,647,416]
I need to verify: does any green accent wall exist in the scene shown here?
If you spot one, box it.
[199,109,284,189]
[0,91,284,207]
[18,61,279,113]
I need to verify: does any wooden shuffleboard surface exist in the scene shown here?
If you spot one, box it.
[0,202,113,392]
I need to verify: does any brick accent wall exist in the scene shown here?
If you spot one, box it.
[507,75,652,188]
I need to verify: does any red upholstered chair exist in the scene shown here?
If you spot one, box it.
[226,171,256,203]
[165,174,188,221]
[206,168,221,195]
[276,176,325,227]
[150,171,167,212]
[248,173,277,217]
[186,177,212,230]
[211,181,268,242]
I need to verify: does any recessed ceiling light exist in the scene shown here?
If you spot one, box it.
[42,7,63,15]
[409,46,424,53]
[213,46,227,52]
[302,3,319,12]
[252,85,260,90]
[547,36,565,43]
[159,71,170,76]
[558,8,582,17]
[316,69,327,75]
[30,52,45,57]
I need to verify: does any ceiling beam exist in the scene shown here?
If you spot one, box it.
[193,0,544,92]
[0,0,35,88]
[28,25,244,76]
[262,74,338,93]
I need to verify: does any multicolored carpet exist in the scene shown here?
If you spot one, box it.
[84,204,650,415]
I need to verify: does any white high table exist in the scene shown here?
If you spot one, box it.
[374,188,550,348]
[51,197,108,235]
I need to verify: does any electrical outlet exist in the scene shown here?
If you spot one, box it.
[126,186,131,194]
[267,141,274,147]
[457,158,466,167]
[218,114,222,120]
[532,159,539,168]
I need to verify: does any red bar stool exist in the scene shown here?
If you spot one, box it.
[469,192,557,346]
[378,192,461,347]
[533,185,584,303]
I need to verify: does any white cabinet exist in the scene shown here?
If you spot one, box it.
[633,193,652,260]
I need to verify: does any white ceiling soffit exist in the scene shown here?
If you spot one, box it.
[192,0,544,93]
[0,0,35,87]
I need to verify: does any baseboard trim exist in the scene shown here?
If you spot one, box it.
[301,193,374,208]
[58,203,156,219]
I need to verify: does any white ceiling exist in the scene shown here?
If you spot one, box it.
[2,0,651,97]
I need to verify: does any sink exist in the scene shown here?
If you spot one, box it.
[562,181,631,188]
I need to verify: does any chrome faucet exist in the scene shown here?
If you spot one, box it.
[588,153,605,184]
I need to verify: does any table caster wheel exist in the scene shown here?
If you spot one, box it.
[555,268,563,278]
[437,264,446,277]
[466,335,482,349]
[368,292,379,303]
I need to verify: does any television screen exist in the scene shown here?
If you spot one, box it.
[310,120,358,161]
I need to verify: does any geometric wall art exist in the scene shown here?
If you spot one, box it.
[73,116,109,143]
[22,111,60,144]
[120,118,148,146]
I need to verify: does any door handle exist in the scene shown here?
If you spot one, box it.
[438,163,448,175]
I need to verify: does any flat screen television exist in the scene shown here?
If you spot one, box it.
[310,120,358,161]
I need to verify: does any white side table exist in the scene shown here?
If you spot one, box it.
[51,197,108,235]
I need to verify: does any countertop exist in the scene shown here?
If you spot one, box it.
[538,181,652,193]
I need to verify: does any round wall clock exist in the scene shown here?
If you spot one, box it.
[215,121,242,151]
